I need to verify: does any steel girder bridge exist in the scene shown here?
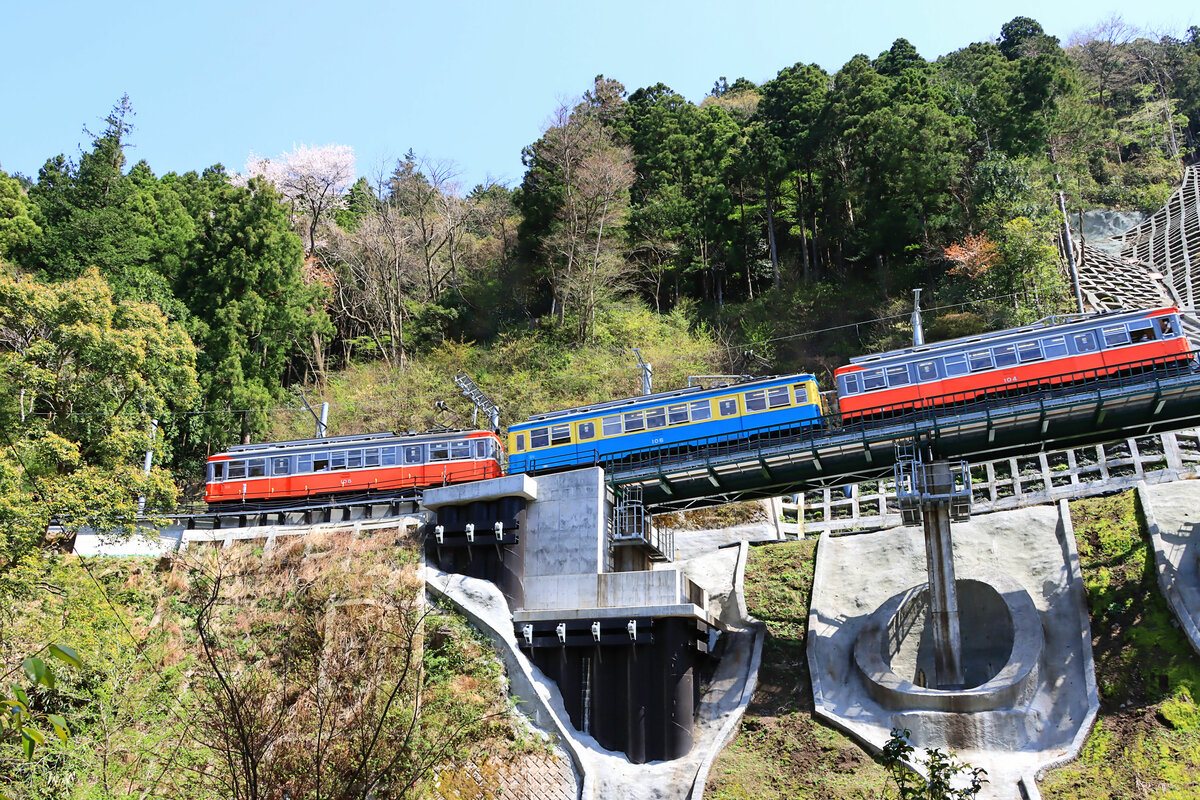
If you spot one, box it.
[603,353,1200,513]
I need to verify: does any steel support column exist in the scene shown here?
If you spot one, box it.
[922,460,964,689]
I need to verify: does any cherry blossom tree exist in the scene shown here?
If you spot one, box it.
[243,143,356,254]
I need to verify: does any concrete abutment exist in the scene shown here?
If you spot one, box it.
[423,467,723,766]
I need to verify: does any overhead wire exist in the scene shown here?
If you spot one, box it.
[3,289,1060,424]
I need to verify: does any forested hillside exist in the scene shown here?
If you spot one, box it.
[1,14,1199,796]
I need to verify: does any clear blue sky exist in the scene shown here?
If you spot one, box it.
[2,0,1195,191]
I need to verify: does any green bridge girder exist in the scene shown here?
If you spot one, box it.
[606,368,1200,513]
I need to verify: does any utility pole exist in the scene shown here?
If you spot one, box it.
[137,417,157,515]
[632,349,653,396]
[299,395,330,438]
[1053,171,1085,313]
[911,288,925,347]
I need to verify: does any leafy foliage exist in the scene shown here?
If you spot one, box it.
[880,728,986,799]
[0,267,197,596]
[0,645,81,766]
[175,177,330,449]
[6,15,1200,796]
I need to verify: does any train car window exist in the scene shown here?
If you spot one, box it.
[841,374,862,395]
[451,441,471,459]
[768,386,791,408]
[944,354,969,377]
[719,398,737,416]
[475,440,489,459]
[531,428,550,448]
[272,457,292,475]
[429,442,451,461]
[1017,341,1043,363]
[1159,317,1179,337]
[1042,336,1068,359]
[364,448,380,467]
[690,400,713,421]
[381,447,397,466]
[298,454,312,472]
[885,365,911,387]
[403,445,423,464]
[745,390,767,412]
[211,462,225,481]
[793,384,808,403]
[992,344,1018,368]
[1102,325,1130,348]
[313,454,330,471]
[514,434,526,453]
[248,458,266,478]
[331,451,347,470]
[347,450,363,469]
[603,416,622,436]
[862,369,886,391]
[646,407,667,429]
[968,350,993,372]
[228,461,247,479]
[623,410,646,432]
[668,404,689,425]
[1127,321,1154,344]
[915,361,938,382]
[550,425,571,445]
[578,421,596,440]
[1072,331,1099,354]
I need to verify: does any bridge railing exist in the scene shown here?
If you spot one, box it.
[786,428,1200,536]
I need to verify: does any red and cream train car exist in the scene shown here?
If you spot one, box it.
[834,307,1191,421]
[205,430,504,506]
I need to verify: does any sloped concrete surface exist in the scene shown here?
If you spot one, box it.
[425,538,764,800]
[807,503,1098,799]
[1139,480,1200,656]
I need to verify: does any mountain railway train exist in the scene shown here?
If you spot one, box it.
[204,430,504,506]
[834,307,1190,421]
[506,373,824,475]
[203,306,1193,508]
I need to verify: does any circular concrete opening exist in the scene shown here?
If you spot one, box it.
[853,572,1043,712]
[890,579,1014,690]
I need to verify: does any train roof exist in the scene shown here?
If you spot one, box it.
[514,373,814,427]
[841,306,1176,370]
[210,428,496,459]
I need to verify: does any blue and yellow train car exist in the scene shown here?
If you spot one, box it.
[507,374,824,475]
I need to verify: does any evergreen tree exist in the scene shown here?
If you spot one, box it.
[21,96,191,319]
[177,178,330,447]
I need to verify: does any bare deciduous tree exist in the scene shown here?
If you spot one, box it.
[389,153,461,302]
[326,184,422,367]
[186,540,500,800]
[534,102,635,340]
[1069,16,1137,110]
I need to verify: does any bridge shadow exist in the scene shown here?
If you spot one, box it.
[1163,519,1200,592]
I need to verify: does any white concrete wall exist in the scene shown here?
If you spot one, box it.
[520,569,687,612]
[522,468,609,578]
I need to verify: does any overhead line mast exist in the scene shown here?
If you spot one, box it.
[455,372,501,434]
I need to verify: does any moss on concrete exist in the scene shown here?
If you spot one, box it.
[1040,492,1200,798]
[706,539,891,800]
